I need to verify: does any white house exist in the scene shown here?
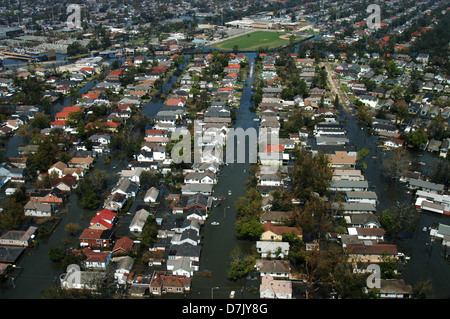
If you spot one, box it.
[114,256,134,285]
[256,241,290,258]
[184,171,217,184]
[144,187,159,203]
[129,209,150,233]
[48,161,68,178]
[257,172,283,186]
[89,134,111,145]
[345,191,378,205]
[166,257,198,278]
[120,168,143,184]
[153,146,166,161]
[24,201,54,217]
[60,268,105,290]
[259,274,292,299]
[359,95,378,108]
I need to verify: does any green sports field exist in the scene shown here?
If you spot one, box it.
[211,30,292,51]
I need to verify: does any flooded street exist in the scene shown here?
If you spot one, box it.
[0,153,128,298]
[339,105,450,298]
[1,45,449,299]
[189,53,260,299]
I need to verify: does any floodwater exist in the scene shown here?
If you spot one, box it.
[338,105,450,298]
[1,45,449,299]
[188,53,260,299]
[0,53,195,299]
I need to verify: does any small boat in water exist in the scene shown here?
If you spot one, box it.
[211,222,220,226]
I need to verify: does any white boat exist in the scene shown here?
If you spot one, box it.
[228,190,232,195]
[229,290,235,299]
[211,222,219,226]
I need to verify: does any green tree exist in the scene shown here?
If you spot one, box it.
[408,129,428,150]
[379,252,399,279]
[382,148,410,181]
[357,147,369,172]
[385,61,400,78]
[380,202,420,243]
[141,215,158,248]
[235,217,264,240]
[0,197,24,229]
[48,246,65,262]
[227,255,255,281]
[291,148,332,202]
[79,188,100,210]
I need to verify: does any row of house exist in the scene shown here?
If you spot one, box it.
[252,50,413,298]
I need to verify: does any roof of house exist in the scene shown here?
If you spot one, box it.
[82,247,111,263]
[256,241,290,252]
[260,274,292,295]
[262,222,302,236]
[345,191,378,199]
[129,209,150,229]
[79,228,113,241]
[184,194,209,208]
[260,210,294,222]
[408,178,444,191]
[255,259,291,274]
[113,236,135,253]
[169,243,201,258]
[51,174,76,188]
[24,201,53,212]
[49,161,67,171]
[329,151,356,165]
[346,243,398,255]
[379,279,413,295]
[68,157,95,165]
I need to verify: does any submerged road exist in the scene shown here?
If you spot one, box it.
[189,52,259,299]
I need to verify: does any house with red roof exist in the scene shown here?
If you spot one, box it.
[89,208,117,231]
[104,120,122,132]
[29,188,66,204]
[150,66,169,76]
[224,64,241,73]
[112,236,137,256]
[149,271,191,295]
[145,129,168,137]
[50,174,76,192]
[107,69,124,81]
[79,228,114,248]
[55,84,70,94]
[134,55,145,66]
[166,97,186,107]
[50,120,67,129]
[79,67,95,76]
[81,93,99,100]
[218,87,235,92]
[55,106,82,121]
[265,145,285,153]
[260,222,302,241]
[72,247,111,270]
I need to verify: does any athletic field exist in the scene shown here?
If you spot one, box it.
[211,30,292,51]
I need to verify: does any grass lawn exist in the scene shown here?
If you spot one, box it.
[212,31,292,51]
